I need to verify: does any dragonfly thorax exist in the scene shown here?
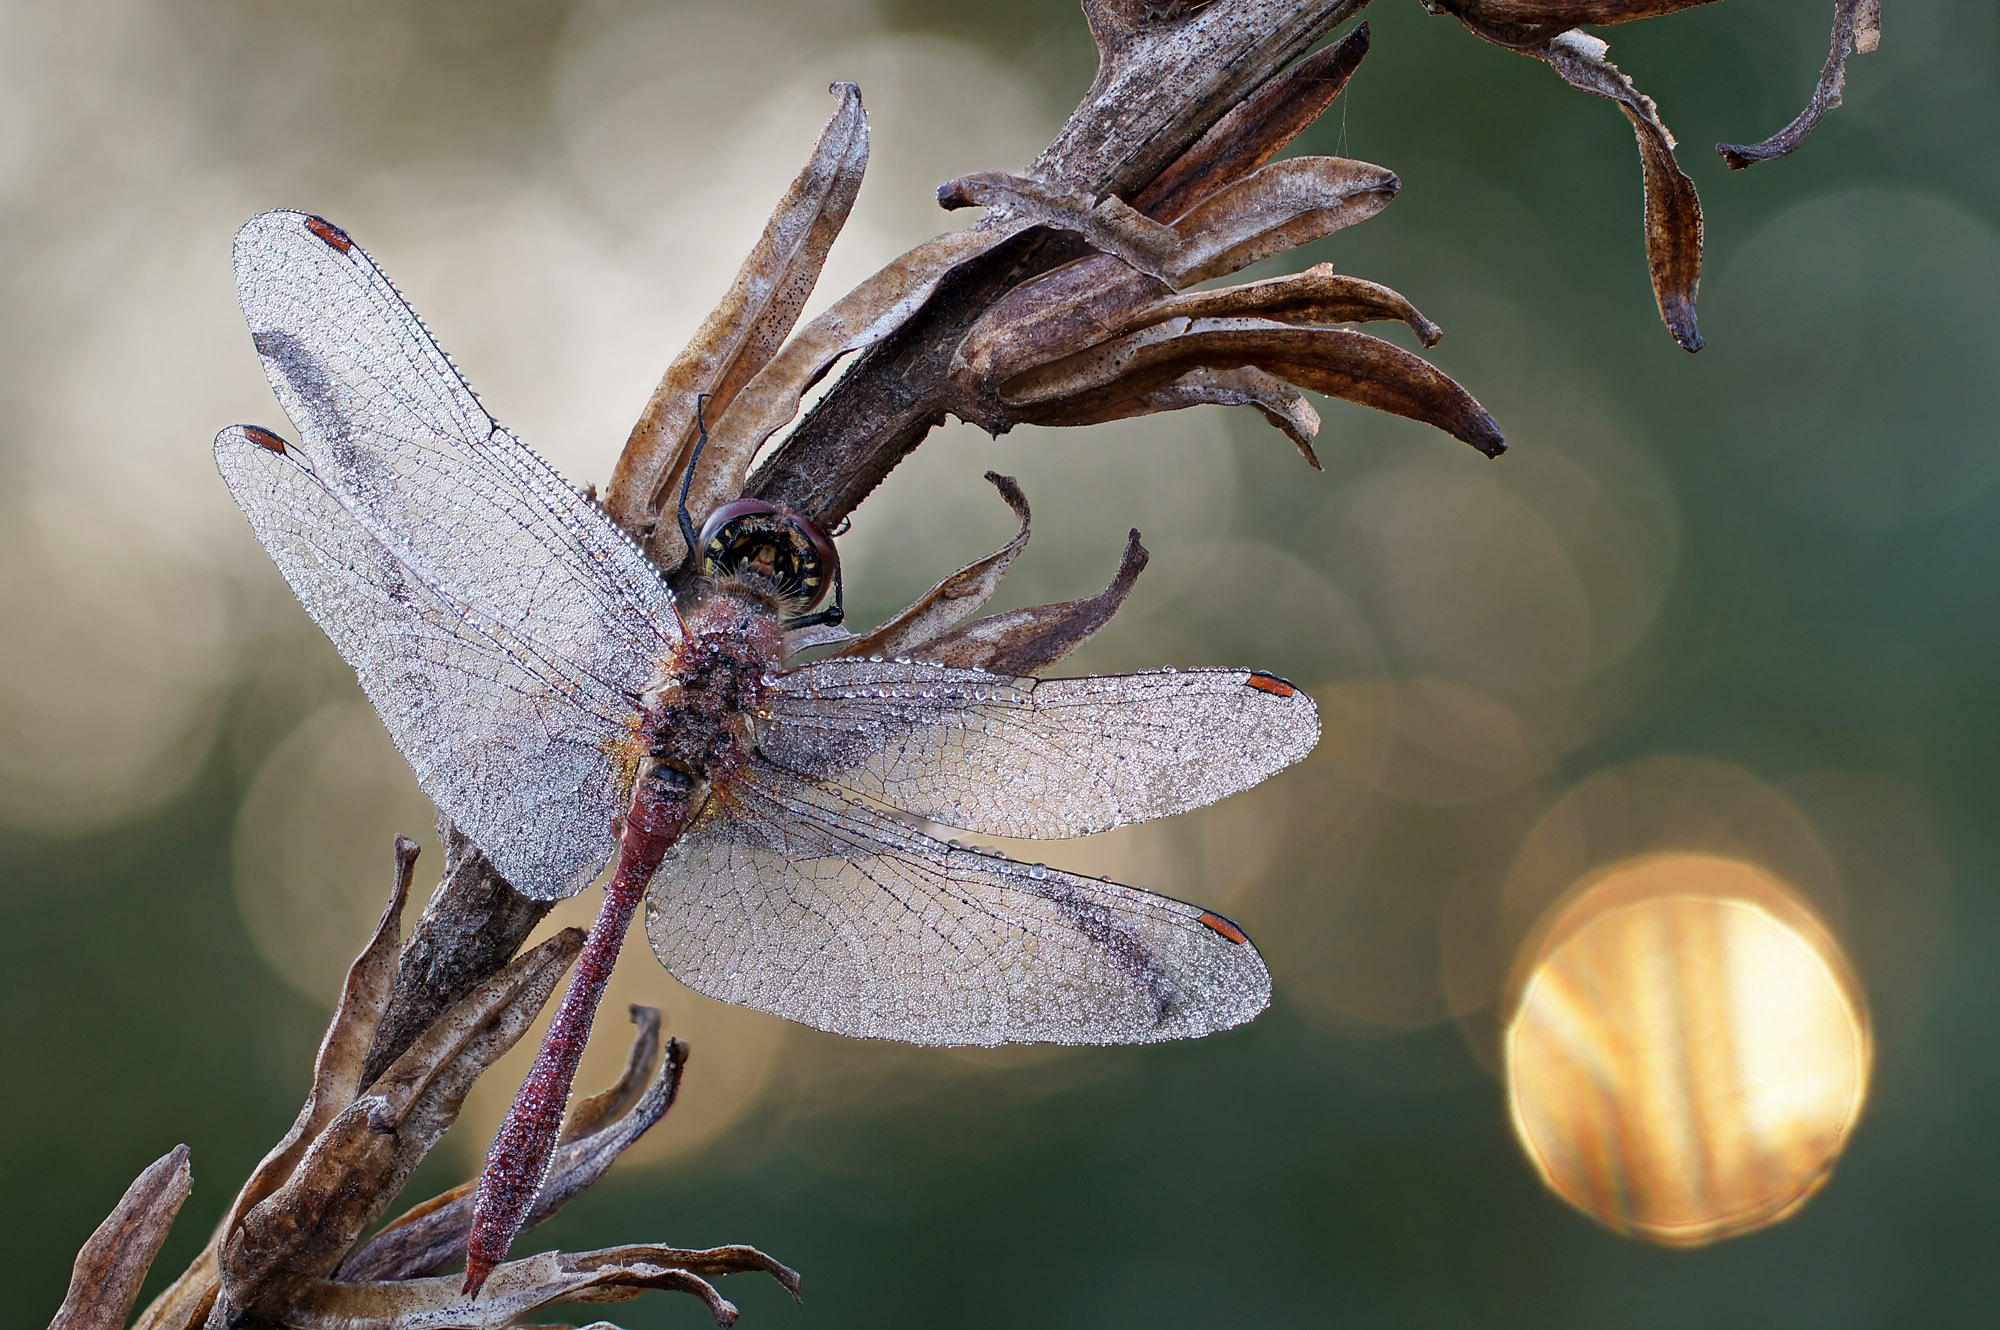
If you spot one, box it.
[640,588,784,790]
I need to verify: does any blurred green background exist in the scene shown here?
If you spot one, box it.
[3,0,1994,1324]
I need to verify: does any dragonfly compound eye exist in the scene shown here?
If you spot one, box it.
[695,499,838,611]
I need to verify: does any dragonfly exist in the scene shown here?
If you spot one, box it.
[217,209,1321,1295]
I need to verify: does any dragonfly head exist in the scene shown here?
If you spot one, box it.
[695,499,839,616]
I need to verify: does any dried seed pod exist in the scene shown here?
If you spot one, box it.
[1540,30,1705,352]
[837,473,1035,661]
[1035,365,1324,467]
[1000,317,1505,457]
[911,530,1150,675]
[51,1146,193,1330]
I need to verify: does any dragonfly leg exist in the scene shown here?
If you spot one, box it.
[462,777,687,1297]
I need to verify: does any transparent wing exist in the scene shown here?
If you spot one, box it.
[645,764,1270,1046]
[758,659,1319,839]
[232,209,679,700]
[219,427,634,899]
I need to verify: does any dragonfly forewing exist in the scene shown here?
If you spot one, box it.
[221,208,688,900]
[232,210,680,698]
[758,659,1320,839]
[644,762,1272,1046]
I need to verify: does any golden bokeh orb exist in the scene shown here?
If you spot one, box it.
[1504,853,1871,1246]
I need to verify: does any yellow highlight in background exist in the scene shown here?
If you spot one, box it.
[1504,853,1871,1247]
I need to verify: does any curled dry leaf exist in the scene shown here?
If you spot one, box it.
[782,621,861,656]
[1718,0,1880,169]
[236,839,416,1227]
[218,930,585,1325]
[912,529,1149,675]
[603,83,869,569]
[954,249,1439,392]
[1166,156,1400,284]
[1540,29,1705,352]
[135,838,419,1330]
[1040,365,1324,467]
[560,1004,664,1144]
[1001,317,1505,456]
[1132,23,1371,222]
[336,1011,689,1283]
[943,156,1399,301]
[50,1145,193,1330]
[288,1245,800,1330]
[835,473,1034,661]
[1148,264,1440,345]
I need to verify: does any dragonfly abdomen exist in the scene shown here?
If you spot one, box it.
[463,756,693,1296]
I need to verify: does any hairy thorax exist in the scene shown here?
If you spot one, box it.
[639,583,786,793]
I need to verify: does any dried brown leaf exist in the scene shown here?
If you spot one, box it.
[909,14,1383,470]
[949,157,1408,392]
[912,530,1149,675]
[337,1016,689,1283]
[1142,264,1441,345]
[328,1182,473,1285]
[1717,0,1879,169]
[782,621,860,655]
[944,157,1398,291]
[1167,156,1400,284]
[1036,365,1323,467]
[1132,23,1371,222]
[1540,30,1704,352]
[219,930,584,1324]
[50,1145,192,1330]
[607,83,869,565]
[957,255,1436,392]
[835,473,1034,660]
[561,1005,664,1144]
[1001,316,1504,455]
[289,1245,799,1330]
